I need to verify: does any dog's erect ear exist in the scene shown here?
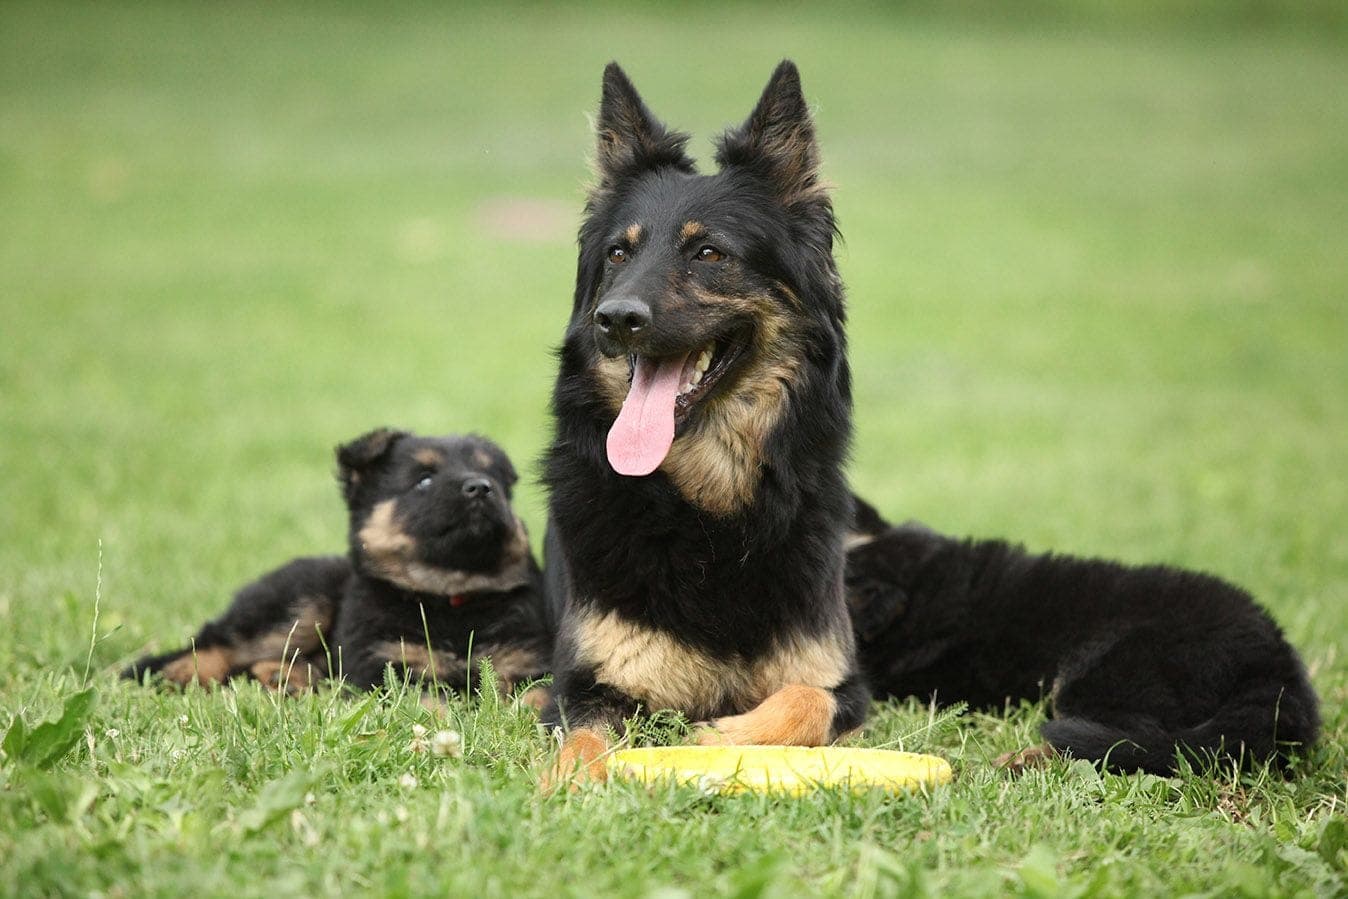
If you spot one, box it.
[591,62,695,195]
[715,60,825,209]
[336,427,407,502]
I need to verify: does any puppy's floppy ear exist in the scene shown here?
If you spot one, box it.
[336,427,407,502]
[715,60,826,209]
[591,62,695,196]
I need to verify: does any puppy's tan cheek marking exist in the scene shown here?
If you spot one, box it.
[473,449,493,469]
[698,684,837,747]
[359,500,416,560]
[543,728,611,793]
[161,646,233,686]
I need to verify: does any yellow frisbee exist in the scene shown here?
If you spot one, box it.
[606,745,952,796]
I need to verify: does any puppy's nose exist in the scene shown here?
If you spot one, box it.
[462,477,493,498]
[593,296,651,342]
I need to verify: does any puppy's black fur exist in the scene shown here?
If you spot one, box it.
[845,496,1320,773]
[541,61,867,778]
[124,429,551,697]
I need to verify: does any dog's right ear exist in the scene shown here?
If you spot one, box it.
[336,427,407,502]
[591,62,695,195]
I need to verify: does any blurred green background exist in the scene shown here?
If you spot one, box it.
[1,1,1345,679]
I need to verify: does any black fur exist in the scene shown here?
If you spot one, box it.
[542,61,867,740]
[124,429,551,696]
[845,496,1320,773]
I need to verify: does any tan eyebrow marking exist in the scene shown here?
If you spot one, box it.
[679,220,705,243]
[413,449,446,467]
[624,223,642,245]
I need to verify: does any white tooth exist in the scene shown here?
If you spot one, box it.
[696,346,713,372]
[690,368,703,385]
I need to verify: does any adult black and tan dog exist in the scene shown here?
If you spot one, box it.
[845,496,1320,773]
[540,61,868,787]
[124,429,551,698]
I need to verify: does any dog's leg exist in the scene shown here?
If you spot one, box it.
[698,684,837,746]
[698,672,869,746]
[539,677,639,793]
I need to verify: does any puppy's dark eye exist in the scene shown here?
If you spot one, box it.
[607,246,627,264]
[415,475,433,491]
[695,246,724,263]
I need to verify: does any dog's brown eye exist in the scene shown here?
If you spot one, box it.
[607,246,627,264]
[695,246,724,263]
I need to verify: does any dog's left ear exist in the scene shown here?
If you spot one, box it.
[336,427,407,502]
[715,60,826,209]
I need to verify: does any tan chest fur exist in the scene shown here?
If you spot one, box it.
[571,609,851,720]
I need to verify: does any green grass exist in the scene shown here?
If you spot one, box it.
[2,3,1346,896]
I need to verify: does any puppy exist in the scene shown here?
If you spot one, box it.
[124,429,552,699]
[845,496,1320,774]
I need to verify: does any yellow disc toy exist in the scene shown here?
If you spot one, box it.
[606,745,952,796]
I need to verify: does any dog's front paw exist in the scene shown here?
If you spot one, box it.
[693,720,733,746]
[540,728,611,795]
[995,744,1057,773]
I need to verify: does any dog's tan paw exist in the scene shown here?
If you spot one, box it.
[540,728,610,795]
[995,743,1057,772]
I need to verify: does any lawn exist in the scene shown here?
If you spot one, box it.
[1,2,1345,896]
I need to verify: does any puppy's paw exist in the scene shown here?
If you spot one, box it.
[995,744,1057,773]
[248,659,313,695]
[517,686,551,713]
[540,728,610,795]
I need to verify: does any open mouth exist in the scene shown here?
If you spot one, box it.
[631,328,749,425]
[606,327,751,477]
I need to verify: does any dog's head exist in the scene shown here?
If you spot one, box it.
[336,428,531,593]
[562,61,848,515]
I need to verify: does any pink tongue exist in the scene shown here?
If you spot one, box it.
[606,354,688,476]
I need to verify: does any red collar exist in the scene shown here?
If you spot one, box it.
[449,594,468,608]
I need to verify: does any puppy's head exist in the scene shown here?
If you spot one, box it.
[336,428,528,590]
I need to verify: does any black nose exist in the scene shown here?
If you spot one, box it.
[462,477,492,498]
[593,296,652,341]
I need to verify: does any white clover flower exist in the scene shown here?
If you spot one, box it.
[398,772,418,790]
[178,715,189,726]
[430,729,463,758]
[103,728,120,739]
[411,724,428,739]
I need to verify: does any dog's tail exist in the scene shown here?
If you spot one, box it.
[1042,673,1320,774]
